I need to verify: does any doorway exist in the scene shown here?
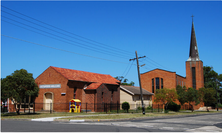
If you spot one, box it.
[44,92,53,110]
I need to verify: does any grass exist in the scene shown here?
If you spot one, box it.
[1,112,102,119]
[1,110,221,120]
[60,111,222,120]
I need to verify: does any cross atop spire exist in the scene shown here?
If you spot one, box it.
[187,16,200,61]
[191,15,194,22]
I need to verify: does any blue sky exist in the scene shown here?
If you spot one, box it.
[1,1,222,86]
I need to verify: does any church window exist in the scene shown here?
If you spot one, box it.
[192,67,196,89]
[161,78,163,89]
[152,78,154,93]
[156,78,160,90]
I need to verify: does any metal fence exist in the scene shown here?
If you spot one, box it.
[2,102,194,114]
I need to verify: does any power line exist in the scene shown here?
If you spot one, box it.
[1,6,134,57]
[1,34,131,65]
[123,60,135,78]
[1,17,131,59]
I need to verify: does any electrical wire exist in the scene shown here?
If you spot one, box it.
[1,6,135,57]
[1,34,131,65]
[1,16,131,59]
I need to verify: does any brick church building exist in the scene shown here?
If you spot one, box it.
[141,20,204,109]
[34,66,120,112]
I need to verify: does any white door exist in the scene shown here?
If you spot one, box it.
[45,93,52,110]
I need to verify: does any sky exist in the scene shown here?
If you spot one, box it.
[1,1,222,86]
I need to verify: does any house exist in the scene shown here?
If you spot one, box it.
[141,20,204,109]
[120,85,154,110]
[34,66,120,112]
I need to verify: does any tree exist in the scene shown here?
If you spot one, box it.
[1,78,10,102]
[203,66,218,88]
[154,88,178,111]
[115,76,135,86]
[186,87,201,112]
[204,66,222,105]
[1,69,39,114]
[122,102,130,113]
[176,85,187,105]
[199,88,217,112]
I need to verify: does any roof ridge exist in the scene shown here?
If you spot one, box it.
[50,66,111,76]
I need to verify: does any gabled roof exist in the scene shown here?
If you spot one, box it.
[50,66,120,85]
[86,83,102,90]
[120,85,154,96]
[141,68,176,75]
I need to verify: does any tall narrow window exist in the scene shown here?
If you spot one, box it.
[152,78,154,93]
[102,92,104,101]
[74,87,77,99]
[111,90,114,101]
[161,78,163,89]
[192,67,196,89]
[156,78,159,90]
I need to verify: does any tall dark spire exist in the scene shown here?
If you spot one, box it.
[187,16,200,61]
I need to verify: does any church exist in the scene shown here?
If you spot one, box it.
[141,19,204,109]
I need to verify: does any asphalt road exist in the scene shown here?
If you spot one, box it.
[1,113,222,132]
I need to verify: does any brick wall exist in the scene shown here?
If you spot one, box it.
[186,61,204,90]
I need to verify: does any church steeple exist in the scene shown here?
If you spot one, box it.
[187,16,200,61]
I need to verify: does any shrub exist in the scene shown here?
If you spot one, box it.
[164,110,169,113]
[137,107,142,110]
[147,106,152,110]
[122,102,130,112]
[166,102,181,112]
[218,104,222,108]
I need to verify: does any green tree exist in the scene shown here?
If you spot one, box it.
[1,78,10,102]
[199,88,217,112]
[204,66,218,88]
[115,76,135,86]
[1,69,39,114]
[176,85,187,105]
[204,66,222,105]
[186,88,201,112]
[154,88,178,111]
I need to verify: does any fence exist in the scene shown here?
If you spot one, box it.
[2,102,194,114]
[2,103,35,114]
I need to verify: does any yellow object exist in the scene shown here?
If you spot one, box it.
[69,99,81,113]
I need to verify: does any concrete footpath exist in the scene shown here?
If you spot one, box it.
[2,110,222,122]
[30,111,222,122]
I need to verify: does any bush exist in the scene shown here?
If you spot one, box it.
[164,110,169,113]
[218,104,222,108]
[147,106,152,110]
[137,107,142,110]
[122,102,130,112]
[166,102,181,112]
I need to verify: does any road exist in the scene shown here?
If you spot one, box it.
[1,113,222,132]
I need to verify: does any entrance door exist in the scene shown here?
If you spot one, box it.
[44,93,52,110]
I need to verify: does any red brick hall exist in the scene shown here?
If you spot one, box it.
[35,66,120,112]
[141,20,204,109]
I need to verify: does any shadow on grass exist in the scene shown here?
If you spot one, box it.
[1,113,40,116]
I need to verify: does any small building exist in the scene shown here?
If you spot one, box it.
[35,66,120,112]
[120,85,154,110]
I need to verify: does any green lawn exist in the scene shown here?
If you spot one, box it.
[1,110,221,120]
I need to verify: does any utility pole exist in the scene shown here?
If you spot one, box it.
[130,51,146,115]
